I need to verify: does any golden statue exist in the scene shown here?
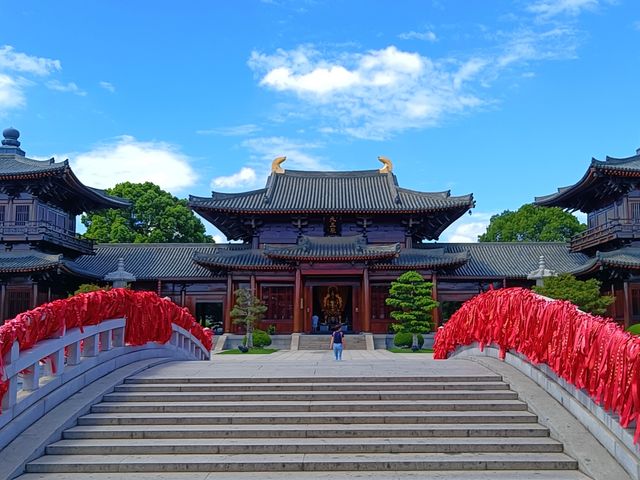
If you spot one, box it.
[322,286,344,325]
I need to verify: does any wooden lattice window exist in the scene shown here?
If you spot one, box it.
[630,202,640,221]
[7,288,31,320]
[15,205,30,225]
[261,285,293,321]
[0,205,5,223]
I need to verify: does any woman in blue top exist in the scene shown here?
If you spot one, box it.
[329,324,345,361]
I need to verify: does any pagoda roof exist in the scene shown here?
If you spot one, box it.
[0,153,130,214]
[570,246,640,276]
[190,168,473,241]
[371,247,469,270]
[535,151,640,212]
[191,169,473,214]
[75,243,223,280]
[263,235,400,262]
[0,251,101,279]
[439,242,590,279]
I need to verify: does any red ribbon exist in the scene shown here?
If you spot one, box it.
[434,287,640,444]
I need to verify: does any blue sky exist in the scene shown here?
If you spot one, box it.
[2,0,639,242]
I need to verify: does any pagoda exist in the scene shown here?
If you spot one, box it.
[0,128,129,319]
[536,146,640,326]
[189,156,476,333]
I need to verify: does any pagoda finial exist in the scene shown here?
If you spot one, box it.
[378,155,393,173]
[271,156,286,174]
[2,127,20,147]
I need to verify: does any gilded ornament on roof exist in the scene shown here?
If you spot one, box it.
[378,156,393,173]
[271,156,286,173]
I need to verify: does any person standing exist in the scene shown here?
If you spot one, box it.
[329,324,345,361]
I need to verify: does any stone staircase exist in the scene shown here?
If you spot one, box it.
[17,373,587,478]
[298,333,368,350]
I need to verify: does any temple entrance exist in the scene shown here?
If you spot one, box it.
[310,285,353,333]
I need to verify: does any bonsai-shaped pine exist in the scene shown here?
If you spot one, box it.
[532,273,614,316]
[385,271,438,350]
[230,288,267,349]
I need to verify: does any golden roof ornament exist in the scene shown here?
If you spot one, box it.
[271,156,286,174]
[378,155,393,173]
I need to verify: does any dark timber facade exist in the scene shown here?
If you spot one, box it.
[2,128,632,333]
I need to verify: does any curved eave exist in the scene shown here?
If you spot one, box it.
[535,167,598,208]
[265,252,398,262]
[0,263,59,274]
[192,252,292,271]
[0,164,68,181]
[64,169,131,210]
[188,204,473,215]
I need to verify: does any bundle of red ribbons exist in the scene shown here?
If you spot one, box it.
[433,287,640,443]
[0,289,212,410]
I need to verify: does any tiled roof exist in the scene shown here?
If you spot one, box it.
[193,249,290,271]
[0,153,129,212]
[0,154,68,176]
[190,169,473,214]
[372,248,469,270]
[75,243,223,280]
[571,246,640,275]
[438,242,590,279]
[263,235,400,261]
[535,152,640,212]
[0,252,100,278]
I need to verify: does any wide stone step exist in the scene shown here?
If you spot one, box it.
[77,409,535,426]
[46,437,564,455]
[13,471,597,480]
[25,452,579,473]
[114,381,510,392]
[92,398,522,414]
[101,389,519,402]
[64,422,549,439]
[123,375,504,384]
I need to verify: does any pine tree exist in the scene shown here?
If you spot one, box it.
[230,288,267,349]
[385,271,438,349]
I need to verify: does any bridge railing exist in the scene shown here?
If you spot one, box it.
[0,289,212,418]
[433,287,640,445]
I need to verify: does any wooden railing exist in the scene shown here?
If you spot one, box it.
[0,221,94,254]
[571,219,640,251]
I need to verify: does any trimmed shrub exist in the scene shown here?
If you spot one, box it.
[393,332,424,348]
[243,329,272,348]
[627,323,640,335]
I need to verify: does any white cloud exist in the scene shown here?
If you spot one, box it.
[46,80,87,96]
[211,167,257,189]
[398,30,438,42]
[99,81,115,93]
[241,136,325,170]
[196,124,261,136]
[527,0,599,18]
[0,74,26,110]
[0,46,61,113]
[440,212,495,243]
[71,136,197,193]
[0,45,61,76]
[209,136,325,192]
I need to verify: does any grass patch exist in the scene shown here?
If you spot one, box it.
[388,347,434,353]
[218,348,279,355]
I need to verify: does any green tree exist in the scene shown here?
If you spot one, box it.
[81,182,212,243]
[230,288,267,349]
[385,271,438,349]
[479,204,586,242]
[533,273,614,316]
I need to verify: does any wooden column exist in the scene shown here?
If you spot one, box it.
[224,275,233,333]
[431,273,440,329]
[0,284,6,322]
[623,281,631,329]
[31,283,38,309]
[180,285,186,307]
[293,268,302,333]
[362,267,371,332]
[250,274,256,295]
[156,279,162,296]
